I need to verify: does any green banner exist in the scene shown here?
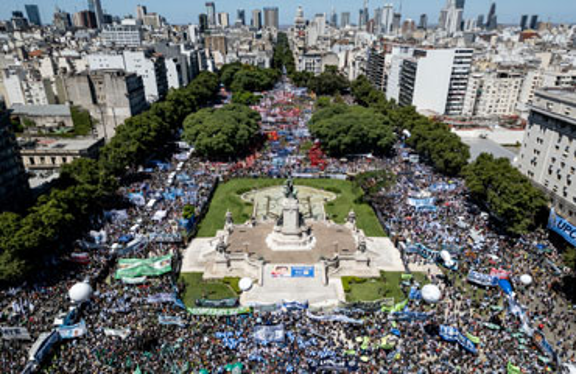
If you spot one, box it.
[507,361,521,374]
[465,332,481,344]
[382,299,408,313]
[186,306,251,316]
[114,254,172,279]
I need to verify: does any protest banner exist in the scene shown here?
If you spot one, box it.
[186,306,251,316]
[103,328,131,339]
[114,254,172,279]
[0,327,31,340]
[253,324,285,343]
[58,320,87,339]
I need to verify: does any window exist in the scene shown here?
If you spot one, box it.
[29,157,35,165]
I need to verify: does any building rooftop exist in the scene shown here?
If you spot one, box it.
[537,87,576,104]
[19,137,103,152]
[11,104,71,117]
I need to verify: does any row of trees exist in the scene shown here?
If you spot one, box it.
[0,72,220,283]
[349,75,550,236]
[183,104,261,160]
[309,103,396,157]
[351,75,470,176]
[463,153,548,235]
[291,66,350,96]
[272,32,296,75]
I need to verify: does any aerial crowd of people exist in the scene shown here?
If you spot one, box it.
[0,78,574,374]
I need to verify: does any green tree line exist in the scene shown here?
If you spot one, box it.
[0,72,220,283]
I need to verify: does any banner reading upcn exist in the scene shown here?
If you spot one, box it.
[548,208,576,247]
[114,254,172,279]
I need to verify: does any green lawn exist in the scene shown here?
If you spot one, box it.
[179,272,239,307]
[196,178,385,237]
[343,271,429,303]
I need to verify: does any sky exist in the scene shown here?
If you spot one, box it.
[2,0,576,26]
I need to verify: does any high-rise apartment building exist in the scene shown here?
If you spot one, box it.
[87,0,104,29]
[251,9,262,30]
[518,88,576,224]
[340,12,351,28]
[263,7,279,29]
[206,2,216,27]
[25,4,42,26]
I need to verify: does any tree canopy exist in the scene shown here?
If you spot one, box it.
[462,153,548,235]
[272,32,296,74]
[309,104,396,157]
[183,104,261,160]
[0,71,220,283]
[219,62,280,93]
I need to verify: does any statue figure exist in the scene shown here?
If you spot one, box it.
[347,210,357,225]
[358,237,367,253]
[216,236,227,254]
[225,210,233,225]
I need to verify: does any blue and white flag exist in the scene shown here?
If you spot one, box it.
[158,315,185,328]
[467,270,499,287]
[58,320,87,339]
[548,208,576,247]
[253,324,285,343]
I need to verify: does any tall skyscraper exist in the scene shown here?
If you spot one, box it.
[476,14,484,29]
[199,13,208,32]
[455,0,465,9]
[330,8,338,27]
[419,14,428,29]
[340,12,350,28]
[136,5,148,20]
[392,12,401,34]
[439,0,463,35]
[25,4,41,26]
[362,0,369,26]
[251,9,262,30]
[486,2,497,30]
[382,3,394,34]
[529,15,539,30]
[217,12,229,28]
[53,8,72,31]
[87,0,104,29]
[236,9,246,26]
[263,7,279,29]
[520,15,528,30]
[206,2,216,27]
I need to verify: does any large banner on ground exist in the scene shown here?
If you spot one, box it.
[291,266,315,278]
[467,270,499,287]
[439,325,477,355]
[0,326,31,340]
[196,298,238,308]
[548,208,576,247]
[114,254,172,279]
[306,311,363,325]
[253,324,285,343]
[186,306,251,316]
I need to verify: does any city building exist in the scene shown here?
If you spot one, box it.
[20,137,105,170]
[87,0,104,29]
[529,15,539,30]
[0,103,29,212]
[25,4,42,26]
[73,10,97,29]
[217,12,230,28]
[251,9,262,30]
[418,14,428,29]
[53,9,72,31]
[486,2,497,30]
[381,4,394,35]
[236,9,246,26]
[206,2,216,27]
[462,70,524,117]
[340,12,350,28]
[264,7,279,30]
[61,70,147,138]
[11,104,74,130]
[101,25,143,47]
[439,0,463,35]
[520,15,529,30]
[517,88,576,224]
[395,48,473,116]
[136,4,148,20]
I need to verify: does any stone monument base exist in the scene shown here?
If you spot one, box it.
[265,230,317,251]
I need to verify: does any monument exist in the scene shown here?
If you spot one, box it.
[265,177,316,251]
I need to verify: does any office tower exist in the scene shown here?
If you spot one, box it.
[25,4,42,26]
[251,9,262,30]
[217,12,229,28]
[520,15,528,30]
[455,0,465,9]
[73,10,97,29]
[11,11,29,30]
[199,13,208,32]
[236,9,246,26]
[486,2,497,30]
[136,5,148,20]
[518,88,576,223]
[359,9,365,28]
[439,0,463,35]
[87,0,104,29]
[263,7,279,29]
[381,3,394,34]
[362,0,369,26]
[529,15,539,30]
[340,12,350,28]
[476,14,484,29]
[330,8,338,27]
[419,14,428,29]
[396,48,473,115]
[53,8,72,31]
[392,12,401,34]
[206,2,216,27]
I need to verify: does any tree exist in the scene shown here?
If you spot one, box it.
[232,91,261,106]
[309,104,396,157]
[307,66,349,96]
[462,153,548,235]
[272,32,296,74]
[183,104,261,160]
[563,247,576,270]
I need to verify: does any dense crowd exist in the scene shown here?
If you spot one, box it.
[0,80,574,374]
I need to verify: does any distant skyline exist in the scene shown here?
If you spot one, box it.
[2,0,575,26]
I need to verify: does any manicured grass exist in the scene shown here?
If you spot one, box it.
[196,178,385,237]
[179,272,239,307]
[343,271,429,303]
